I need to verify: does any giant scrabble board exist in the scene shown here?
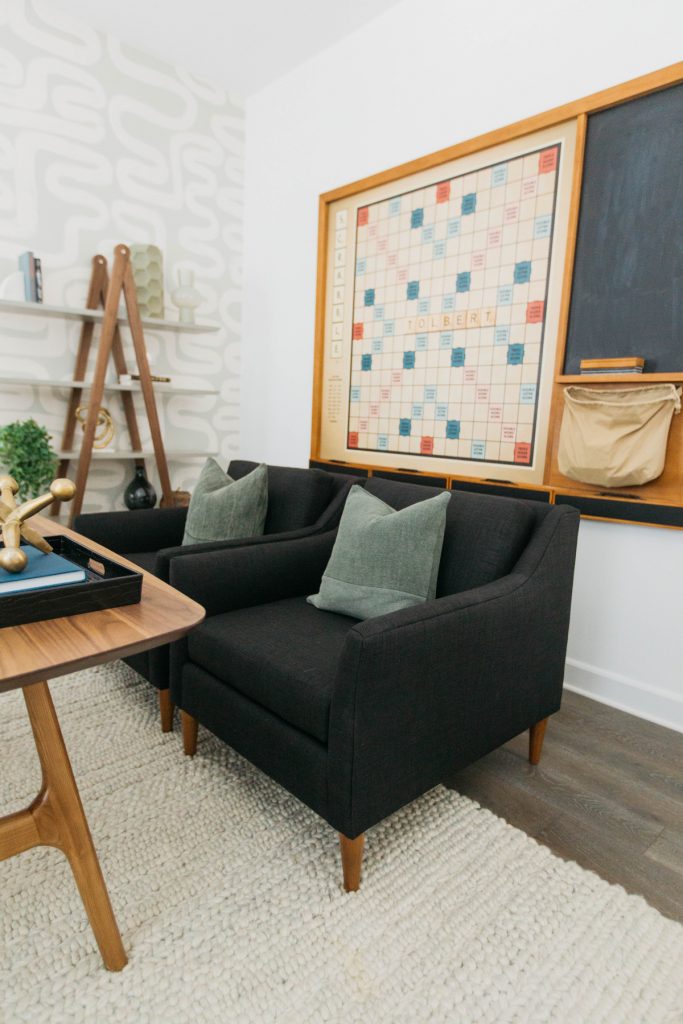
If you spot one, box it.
[316,121,577,484]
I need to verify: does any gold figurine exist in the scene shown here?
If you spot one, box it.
[75,406,115,449]
[0,475,76,573]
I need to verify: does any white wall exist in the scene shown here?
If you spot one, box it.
[0,0,243,512]
[243,0,683,730]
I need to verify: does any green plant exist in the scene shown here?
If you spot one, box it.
[0,418,58,499]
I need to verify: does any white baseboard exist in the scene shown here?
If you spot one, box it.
[564,658,683,735]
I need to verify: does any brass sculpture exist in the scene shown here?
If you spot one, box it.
[75,405,115,449]
[0,475,76,573]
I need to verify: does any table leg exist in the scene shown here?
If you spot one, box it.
[0,680,127,971]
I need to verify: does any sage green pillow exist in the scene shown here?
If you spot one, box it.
[307,485,451,619]
[182,459,268,545]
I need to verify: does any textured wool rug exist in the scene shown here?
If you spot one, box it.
[1,663,682,1024]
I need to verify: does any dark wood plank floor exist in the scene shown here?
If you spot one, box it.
[446,691,683,924]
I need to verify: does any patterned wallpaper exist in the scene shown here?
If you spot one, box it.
[0,0,243,512]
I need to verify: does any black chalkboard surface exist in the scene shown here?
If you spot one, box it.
[564,82,683,374]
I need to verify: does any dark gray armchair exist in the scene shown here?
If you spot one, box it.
[168,478,580,891]
[74,461,358,730]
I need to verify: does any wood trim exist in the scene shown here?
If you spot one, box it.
[557,373,683,384]
[310,195,329,461]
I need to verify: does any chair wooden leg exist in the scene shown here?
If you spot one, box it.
[159,689,174,733]
[181,711,198,756]
[339,833,365,892]
[529,717,549,765]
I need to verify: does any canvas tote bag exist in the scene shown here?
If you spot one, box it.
[558,384,681,488]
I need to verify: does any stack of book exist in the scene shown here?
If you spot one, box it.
[18,251,43,302]
[579,357,645,375]
[0,546,85,596]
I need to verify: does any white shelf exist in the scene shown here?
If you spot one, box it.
[57,450,211,460]
[0,375,218,397]
[0,298,220,334]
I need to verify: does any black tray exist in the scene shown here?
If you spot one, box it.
[0,536,142,628]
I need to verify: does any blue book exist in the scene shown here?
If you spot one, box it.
[18,251,36,301]
[0,545,86,595]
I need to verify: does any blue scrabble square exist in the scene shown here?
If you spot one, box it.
[411,208,424,229]
[446,419,461,439]
[498,285,513,305]
[456,271,471,293]
[350,387,360,402]
[364,288,375,306]
[442,295,455,312]
[415,333,429,351]
[374,305,385,320]
[471,440,486,459]
[417,298,430,315]
[388,198,401,216]
[356,258,366,275]
[384,321,395,336]
[412,403,424,419]
[534,214,552,238]
[424,385,437,402]
[433,240,446,259]
[422,225,435,243]
[451,348,466,367]
[491,164,508,187]
[447,218,461,237]
[520,384,537,405]
[403,350,416,369]
[461,193,477,215]
[406,280,420,300]
[440,331,454,348]
[494,326,510,346]
[507,343,525,365]
[514,261,532,285]
[378,434,389,450]
[435,404,448,420]
[361,354,372,371]
[399,418,412,437]
[371,337,383,353]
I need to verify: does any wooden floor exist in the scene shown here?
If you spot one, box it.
[446,691,683,924]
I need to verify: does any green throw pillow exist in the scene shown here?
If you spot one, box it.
[182,459,268,545]
[307,485,451,619]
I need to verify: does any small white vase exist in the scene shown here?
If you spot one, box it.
[171,269,201,325]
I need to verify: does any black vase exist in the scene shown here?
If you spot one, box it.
[124,466,157,510]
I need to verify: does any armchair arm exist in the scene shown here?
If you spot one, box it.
[73,506,187,554]
[327,506,579,837]
[169,529,338,616]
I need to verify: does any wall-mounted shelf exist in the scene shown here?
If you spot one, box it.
[0,374,219,396]
[0,297,220,334]
[556,373,683,384]
[57,450,212,460]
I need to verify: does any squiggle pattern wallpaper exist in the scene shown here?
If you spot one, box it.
[0,0,243,511]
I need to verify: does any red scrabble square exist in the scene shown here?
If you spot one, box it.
[526,301,544,324]
[348,431,359,448]
[514,442,531,464]
[538,147,558,174]
[420,436,434,455]
[352,322,364,340]
[436,181,450,203]
[357,207,369,226]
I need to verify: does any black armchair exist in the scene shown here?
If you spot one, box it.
[74,461,358,730]
[169,478,580,891]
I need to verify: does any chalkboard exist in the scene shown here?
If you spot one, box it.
[565,82,683,374]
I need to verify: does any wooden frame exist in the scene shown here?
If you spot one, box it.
[310,61,683,528]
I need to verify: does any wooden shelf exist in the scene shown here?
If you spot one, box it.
[557,373,683,384]
[57,450,211,460]
[0,298,220,334]
[0,375,218,396]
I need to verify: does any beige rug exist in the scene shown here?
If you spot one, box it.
[1,662,682,1024]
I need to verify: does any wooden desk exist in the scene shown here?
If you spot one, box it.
[0,517,204,970]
